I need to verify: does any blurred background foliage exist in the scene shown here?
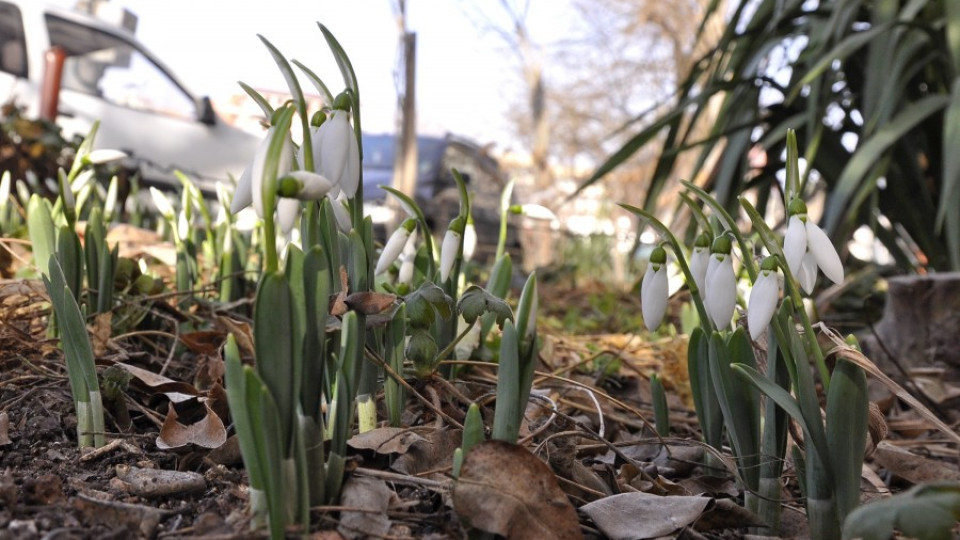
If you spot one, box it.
[582,0,960,272]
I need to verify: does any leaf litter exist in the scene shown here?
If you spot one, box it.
[1,267,959,538]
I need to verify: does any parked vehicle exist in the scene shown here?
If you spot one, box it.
[0,0,259,192]
[361,133,519,260]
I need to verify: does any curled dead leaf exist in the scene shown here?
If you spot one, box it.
[453,440,583,540]
[156,400,227,449]
[347,427,426,455]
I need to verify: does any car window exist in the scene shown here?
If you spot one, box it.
[0,2,27,77]
[46,15,196,121]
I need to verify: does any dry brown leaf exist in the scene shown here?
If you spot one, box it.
[581,492,710,539]
[347,427,426,455]
[113,362,201,403]
[0,411,10,446]
[452,440,583,540]
[819,325,960,445]
[693,498,765,532]
[391,428,462,476]
[872,442,960,484]
[156,400,227,449]
[337,476,393,540]
[89,312,112,357]
[344,291,397,315]
[214,316,254,357]
[179,330,226,356]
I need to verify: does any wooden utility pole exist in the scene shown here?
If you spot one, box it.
[392,1,418,219]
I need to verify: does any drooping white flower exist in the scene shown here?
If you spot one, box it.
[689,233,712,295]
[705,252,737,330]
[463,220,477,261]
[375,219,417,275]
[782,200,844,291]
[230,126,296,218]
[398,241,416,285]
[641,246,669,332]
[439,217,464,283]
[748,258,781,340]
[328,193,353,233]
[83,148,127,165]
[314,108,360,198]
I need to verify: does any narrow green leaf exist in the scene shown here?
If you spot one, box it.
[254,272,297,455]
[708,331,760,490]
[238,81,275,118]
[827,359,868,523]
[823,95,950,235]
[27,195,55,277]
[291,59,334,104]
[939,78,960,268]
[462,403,485,454]
[492,320,521,444]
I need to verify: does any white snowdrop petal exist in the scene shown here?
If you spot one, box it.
[85,148,127,164]
[276,197,301,234]
[439,229,461,282]
[783,215,807,277]
[705,258,737,330]
[375,227,412,275]
[231,166,253,214]
[689,247,710,294]
[805,221,844,285]
[328,195,352,232]
[748,271,779,341]
[799,252,818,294]
[641,264,668,332]
[288,171,335,200]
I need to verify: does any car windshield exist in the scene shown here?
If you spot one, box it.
[361,134,445,181]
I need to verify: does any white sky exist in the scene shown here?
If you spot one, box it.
[46,0,573,150]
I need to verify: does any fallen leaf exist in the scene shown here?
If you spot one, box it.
[156,400,227,449]
[74,492,164,537]
[89,312,112,357]
[337,476,393,540]
[453,440,583,540]
[581,492,711,539]
[0,412,10,446]
[344,291,397,315]
[873,442,960,484]
[693,498,765,531]
[348,427,426,455]
[391,428,462,476]
[179,330,226,356]
[113,362,201,403]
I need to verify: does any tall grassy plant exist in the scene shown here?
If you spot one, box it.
[583,0,960,271]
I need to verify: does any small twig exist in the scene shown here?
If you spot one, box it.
[365,348,463,430]
[352,466,452,492]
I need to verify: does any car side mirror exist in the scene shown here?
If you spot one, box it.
[198,96,216,126]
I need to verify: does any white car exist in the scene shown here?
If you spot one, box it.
[0,0,258,192]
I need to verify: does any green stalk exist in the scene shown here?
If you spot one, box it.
[260,106,296,274]
[385,304,407,427]
[650,374,670,437]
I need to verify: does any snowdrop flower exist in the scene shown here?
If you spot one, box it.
[398,241,416,286]
[230,126,294,216]
[704,236,736,330]
[782,199,844,290]
[463,220,477,261]
[328,193,353,233]
[688,233,711,295]
[747,257,781,340]
[82,148,127,165]
[375,219,417,275]
[641,246,669,332]
[439,216,465,282]
[311,94,360,198]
